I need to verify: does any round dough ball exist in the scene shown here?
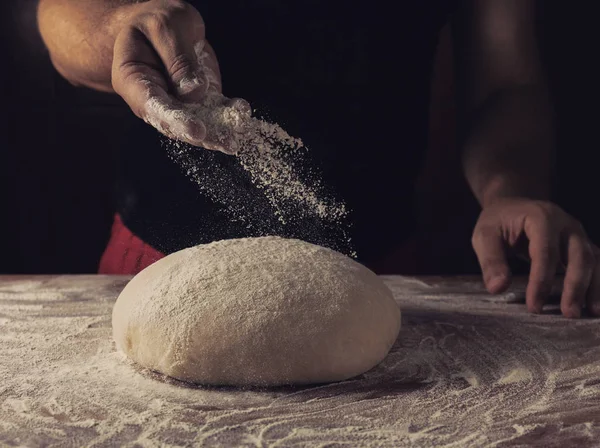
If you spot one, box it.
[112,237,401,386]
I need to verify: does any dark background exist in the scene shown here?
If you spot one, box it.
[1,1,598,274]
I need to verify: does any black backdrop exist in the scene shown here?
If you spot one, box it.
[0,1,598,274]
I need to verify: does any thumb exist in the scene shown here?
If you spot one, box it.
[472,225,512,294]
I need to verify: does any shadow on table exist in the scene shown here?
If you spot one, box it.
[128,300,599,404]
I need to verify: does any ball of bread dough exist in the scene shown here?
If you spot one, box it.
[112,237,401,386]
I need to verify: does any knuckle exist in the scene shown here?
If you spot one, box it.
[112,62,142,93]
[168,54,195,80]
[143,12,172,35]
[471,225,495,247]
[471,231,483,248]
[136,1,201,33]
[531,201,555,221]
[163,1,197,22]
[581,246,596,267]
[470,229,479,246]
[115,61,140,81]
[165,0,188,10]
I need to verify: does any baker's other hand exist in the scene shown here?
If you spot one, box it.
[471,198,600,318]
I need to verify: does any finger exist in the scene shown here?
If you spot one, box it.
[112,27,206,145]
[112,26,168,117]
[525,217,560,313]
[471,225,512,294]
[136,9,208,101]
[144,93,207,146]
[586,246,600,316]
[194,96,252,154]
[560,231,594,318]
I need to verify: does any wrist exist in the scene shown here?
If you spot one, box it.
[480,174,551,208]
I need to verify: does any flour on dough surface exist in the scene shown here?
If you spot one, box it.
[113,237,400,386]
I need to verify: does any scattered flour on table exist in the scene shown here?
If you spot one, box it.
[3,276,600,446]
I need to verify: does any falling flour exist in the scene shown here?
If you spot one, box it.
[139,39,355,255]
[168,93,346,222]
[159,93,356,256]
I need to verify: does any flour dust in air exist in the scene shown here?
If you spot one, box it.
[161,93,356,257]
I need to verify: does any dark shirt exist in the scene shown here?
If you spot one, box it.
[117,0,455,265]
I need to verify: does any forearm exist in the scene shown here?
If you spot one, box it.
[461,84,555,207]
[37,0,140,91]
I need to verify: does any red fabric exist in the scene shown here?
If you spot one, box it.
[98,214,165,275]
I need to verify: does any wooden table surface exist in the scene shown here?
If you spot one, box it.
[1,275,600,447]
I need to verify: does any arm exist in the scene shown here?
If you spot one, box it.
[38,0,134,92]
[453,0,600,319]
[452,0,555,207]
